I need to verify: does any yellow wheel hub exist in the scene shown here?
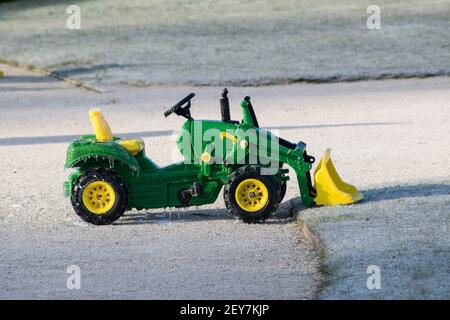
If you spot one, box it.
[82,181,116,215]
[235,178,269,212]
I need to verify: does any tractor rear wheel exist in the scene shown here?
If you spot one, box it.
[71,168,128,225]
[224,166,280,223]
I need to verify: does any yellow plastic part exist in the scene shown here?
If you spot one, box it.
[200,152,211,163]
[0,70,4,77]
[220,132,237,144]
[235,178,269,212]
[314,148,363,205]
[118,139,145,156]
[82,181,116,214]
[88,108,113,142]
[88,108,145,155]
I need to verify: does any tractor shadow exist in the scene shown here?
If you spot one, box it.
[0,122,401,146]
[286,182,450,211]
[115,207,295,226]
[358,182,450,203]
[110,183,449,226]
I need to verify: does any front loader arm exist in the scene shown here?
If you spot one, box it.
[278,143,316,207]
[280,143,363,207]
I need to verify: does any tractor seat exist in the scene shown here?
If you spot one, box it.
[88,108,144,156]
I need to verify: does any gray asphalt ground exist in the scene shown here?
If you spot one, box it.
[1,63,449,299]
[0,64,322,299]
[1,0,449,85]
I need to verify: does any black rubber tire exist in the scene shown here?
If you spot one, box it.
[224,165,280,223]
[278,180,287,204]
[71,168,128,225]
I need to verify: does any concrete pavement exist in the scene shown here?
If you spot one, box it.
[0,64,322,299]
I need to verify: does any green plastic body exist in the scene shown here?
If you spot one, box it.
[64,101,316,209]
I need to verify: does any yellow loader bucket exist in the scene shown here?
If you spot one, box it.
[314,148,363,205]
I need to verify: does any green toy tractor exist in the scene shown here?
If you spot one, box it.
[64,89,362,225]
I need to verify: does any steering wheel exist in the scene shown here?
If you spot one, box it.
[164,93,195,119]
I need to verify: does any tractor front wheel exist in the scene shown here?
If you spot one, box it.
[277,180,287,204]
[224,166,280,223]
[71,168,128,225]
